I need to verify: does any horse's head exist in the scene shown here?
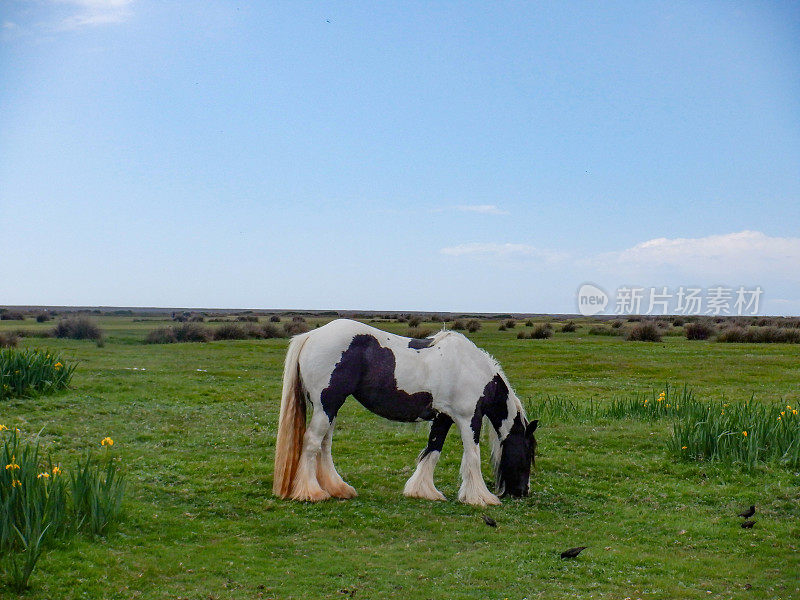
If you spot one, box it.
[497,419,538,497]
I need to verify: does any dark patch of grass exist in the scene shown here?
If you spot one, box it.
[406,327,432,339]
[717,326,800,344]
[588,325,616,336]
[213,324,248,341]
[686,322,714,340]
[173,323,213,343]
[284,321,310,336]
[52,317,103,341]
[0,333,18,348]
[530,323,553,339]
[0,311,25,321]
[145,328,177,344]
[625,322,662,342]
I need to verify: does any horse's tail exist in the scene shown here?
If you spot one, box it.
[273,331,313,498]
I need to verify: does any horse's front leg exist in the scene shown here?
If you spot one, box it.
[404,413,453,501]
[455,418,501,506]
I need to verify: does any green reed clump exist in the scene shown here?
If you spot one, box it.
[0,429,125,591]
[668,399,800,469]
[0,349,77,401]
[528,385,698,423]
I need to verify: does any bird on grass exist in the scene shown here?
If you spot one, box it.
[560,546,587,559]
[481,515,497,528]
[741,520,755,529]
[738,505,756,519]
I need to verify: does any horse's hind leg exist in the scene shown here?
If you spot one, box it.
[456,419,501,506]
[316,418,357,499]
[404,413,452,501]
[291,409,332,502]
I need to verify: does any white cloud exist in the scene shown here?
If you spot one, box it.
[2,21,18,30]
[454,204,509,215]
[56,0,133,29]
[440,242,566,263]
[594,230,800,279]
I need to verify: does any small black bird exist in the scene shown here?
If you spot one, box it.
[738,505,756,519]
[741,520,755,529]
[481,515,497,528]
[560,546,587,559]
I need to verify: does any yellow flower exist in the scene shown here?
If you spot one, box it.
[37,472,50,479]
[666,404,670,408]
[781,411,786,416]
[54,362,63,369]
[681,446,687,450]
[778,416,782,421]
[101,437,114,446]
[794,410,798,416]
[11,479,21,488]
[742,431,748,437]
[0,425,7,431]
[52,466,61,476]
[5,456,19,471]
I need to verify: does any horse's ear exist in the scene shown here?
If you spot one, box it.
[525,420,538,437]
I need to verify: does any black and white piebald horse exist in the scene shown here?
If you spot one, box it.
[273,319,537,506]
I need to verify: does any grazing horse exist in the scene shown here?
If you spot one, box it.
[272,319,537,506]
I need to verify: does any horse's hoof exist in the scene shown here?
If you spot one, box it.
[459,492,502,507]
[404,488,447,502]
[290,486,331,502]
[330,483,357,499]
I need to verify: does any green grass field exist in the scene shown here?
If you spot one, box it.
[1,316,799,599]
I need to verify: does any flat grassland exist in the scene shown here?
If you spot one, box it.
[1,316,798,599]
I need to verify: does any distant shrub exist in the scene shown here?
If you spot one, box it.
[260,324,287,339]
[284,321,310,336]
[269,315,281,323]
[213,323,248,340]
[466,320,481,333]
[145,328,177,344]
[0,332,19,348]
[452,320,466,330]
[671,317,685,327]
[517,331,527,339]
[173,323,212,343]
[589,326,616,336]
[611,320,623,329]
[561,321,577,333]
[291,316,306,323]
[429,314,444,323]
[498,324,507,331]
[626,316,642,322]
[407,316,422,327]
[626,322,662,342]
[685,322,714,341]
[189,315,205,322]
[530,324,553,339]
[525,320,533,327]
[407,327,433,339]
[1,311,25,321]
[504,320,516,329]
[717,326,800,344]
[236,316,258,323]
[52,317,102,341]
[35,313,51,323]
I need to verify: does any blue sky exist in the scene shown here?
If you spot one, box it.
[1,1,799,314]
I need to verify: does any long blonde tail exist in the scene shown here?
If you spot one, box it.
[273,331,312,497]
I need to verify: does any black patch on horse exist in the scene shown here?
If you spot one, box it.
[321,334,435,423]
[419,413,454,460]
[408,337,435,349]
[470,375,510,443]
